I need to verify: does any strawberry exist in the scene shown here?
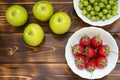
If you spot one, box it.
[98,45,110,56]
[80,35,91,47]
[72,44,84,56]
[91,36,102,48]
[97,56,108,68]
[75,54,86,69]
[84,47,96,58]
[86,59,96,72]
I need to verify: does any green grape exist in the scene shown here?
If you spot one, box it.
[99,2,105,8]
[93,2,98,6]
[79,3,83,9]
[113,1,118,5]
[95,12,98,16]
[96,0,100,1]
[101,15,106,21]
[106,14,112,19]
[86,14,91,19]
[96,16,100,21]
[83,1,89,6]
[91,7,94,11]
[109,0,115,5]
[112,5,118,11]
[82,9,87,15]
[108,10,112,14]
[80,0,84,2]
[94,6,100,12]
[91,16,96,21]
[101,0,106,2]
[90,0,95,4]
[104,0,108,5]
[90,11,95,16]
[106,4,111,9]
[103,9,108,14]
[111,10,117,16]
[87,5,92,11]
[98,12,103,17]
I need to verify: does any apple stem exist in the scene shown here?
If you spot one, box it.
[12,11,16,16]
[41,6,45,11]
[28,32,32,36]
[58,18,62,23]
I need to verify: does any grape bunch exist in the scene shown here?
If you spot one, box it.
[79,0,118,21]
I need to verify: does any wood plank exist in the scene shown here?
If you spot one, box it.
[0,4,120,33]
[0,75,120,80]
[0,33,119,62]
[0,0,73,4]
[0,63,120,80]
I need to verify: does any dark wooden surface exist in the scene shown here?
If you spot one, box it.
[0,0,120,80]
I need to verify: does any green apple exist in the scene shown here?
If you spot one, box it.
[6,5,28,27]
[49,12,71,34]
[23,23,44,46]
[32,1,54,21]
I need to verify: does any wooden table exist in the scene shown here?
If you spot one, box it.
[0,0,120,80]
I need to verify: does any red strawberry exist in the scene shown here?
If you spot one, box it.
[86,59,96,72]
[75,54,86,69]
[97,56,108,68]
[80,35,91,47]
[98,45,110,56]
[72,44,84,56]
[91,36,102,48]
[84,47,96,58]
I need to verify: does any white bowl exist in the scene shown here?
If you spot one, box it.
[73,0,120,26]
[65,27,119,79]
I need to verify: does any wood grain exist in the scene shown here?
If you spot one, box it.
[0,64,120,80]
[0,33,119,62]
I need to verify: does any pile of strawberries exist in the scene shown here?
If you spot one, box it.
[72,35,110,72]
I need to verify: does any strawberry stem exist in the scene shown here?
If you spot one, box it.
[110,51,118,54]
[83,47,88,55]
[76,58,83,66]
[83,35,89,41]
[73,45,79,54]
[101,60,107,67]
[87,66,95,72]
[90,71,93,79]
[98,32,100,37]
[96,36,102,42]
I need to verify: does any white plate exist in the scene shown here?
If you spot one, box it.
[65,27,119,79]
[73,0,120,26]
